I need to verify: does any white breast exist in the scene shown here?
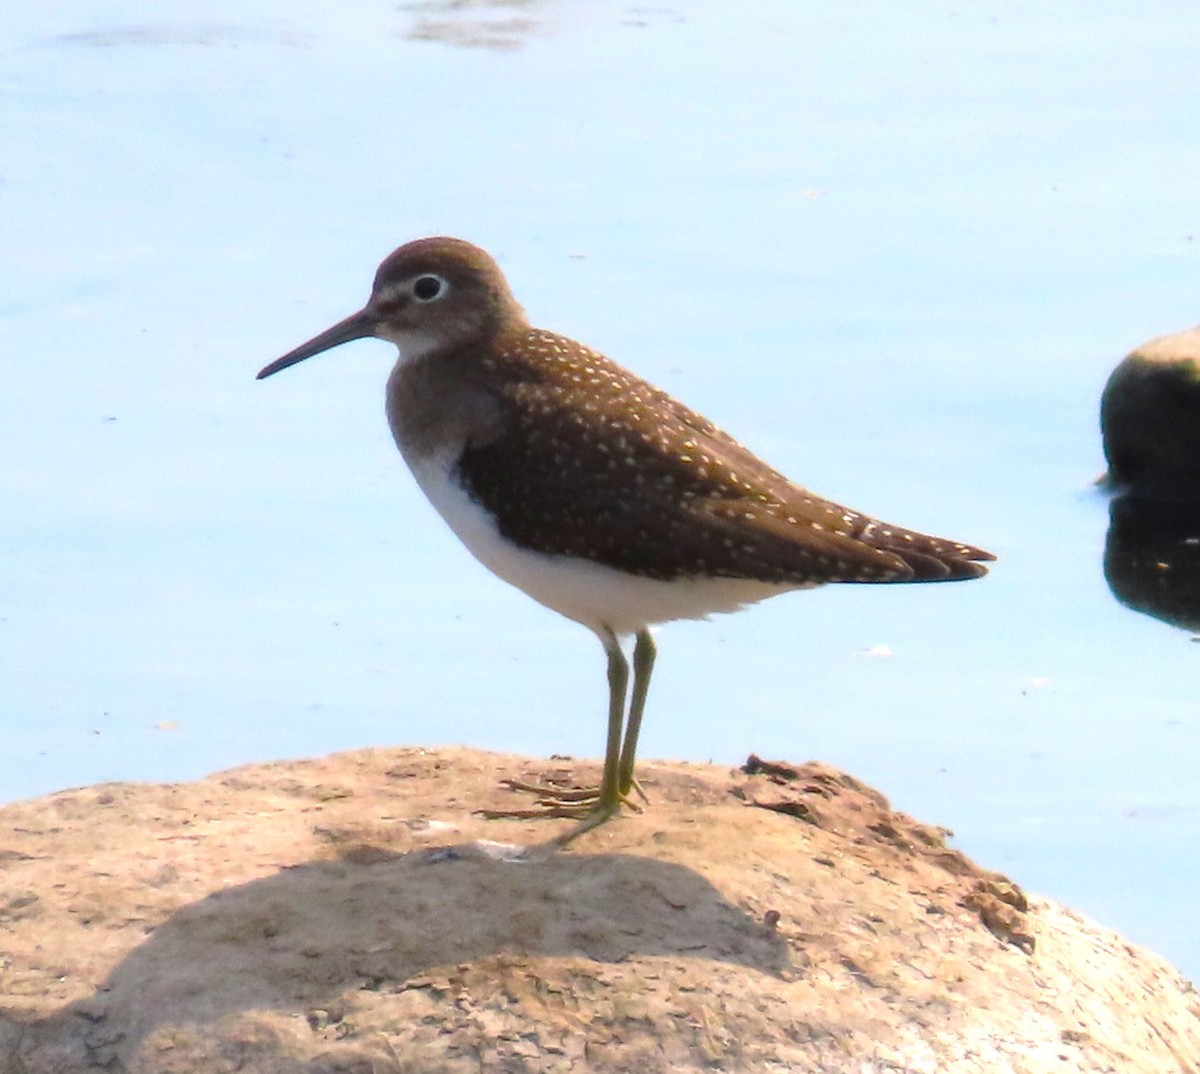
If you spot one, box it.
[401,447,803,639]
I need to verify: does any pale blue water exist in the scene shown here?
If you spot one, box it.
[2,2,1199,979]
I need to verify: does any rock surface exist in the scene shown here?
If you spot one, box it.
[1101,326,1200,500]
[1,746,1198,1073]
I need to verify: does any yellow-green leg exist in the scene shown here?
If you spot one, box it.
[543,627,631,846]
[481,626,656,847]
[617,628,656,797]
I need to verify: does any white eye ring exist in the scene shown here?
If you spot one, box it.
[412,274,448,302]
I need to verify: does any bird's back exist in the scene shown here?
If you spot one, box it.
[444,326,993,587]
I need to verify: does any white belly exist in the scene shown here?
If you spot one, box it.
[403,449,802,638]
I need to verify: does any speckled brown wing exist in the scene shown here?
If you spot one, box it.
[453,329,992,585]
[656,383,991,582]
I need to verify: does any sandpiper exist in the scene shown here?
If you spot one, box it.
[258,237,993,846]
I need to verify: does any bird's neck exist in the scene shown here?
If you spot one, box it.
[385,333,513,464]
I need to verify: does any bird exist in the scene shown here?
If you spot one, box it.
[257,236,993,847]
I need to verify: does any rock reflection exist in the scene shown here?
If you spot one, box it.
[1104,495,1200,635]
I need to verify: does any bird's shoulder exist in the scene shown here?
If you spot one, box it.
[482,327,792,489]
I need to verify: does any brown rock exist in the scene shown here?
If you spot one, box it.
[1,746,1197,1072]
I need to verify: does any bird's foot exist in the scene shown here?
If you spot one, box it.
[500,778,603,806]
[477,771,646,821]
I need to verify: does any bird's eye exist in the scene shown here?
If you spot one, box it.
[412,274,446,302]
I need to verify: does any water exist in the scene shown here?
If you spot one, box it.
[2,1,1199,979]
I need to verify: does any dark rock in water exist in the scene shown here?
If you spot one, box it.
[1101,327,1200,501]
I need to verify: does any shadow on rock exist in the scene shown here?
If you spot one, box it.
[32,845,788,1066]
